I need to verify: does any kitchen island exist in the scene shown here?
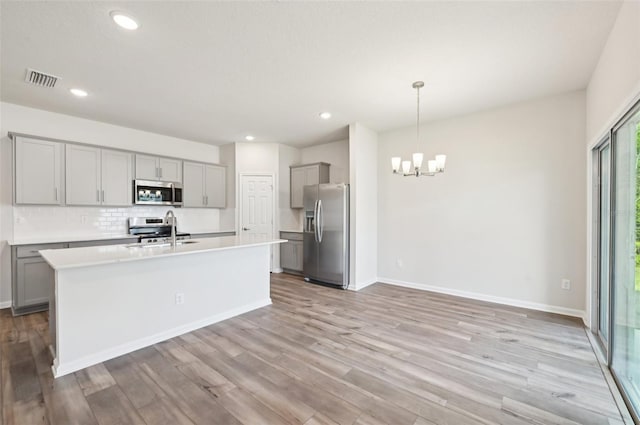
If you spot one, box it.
[39,236,285,377]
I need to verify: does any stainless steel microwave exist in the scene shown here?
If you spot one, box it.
[133,180,183,206]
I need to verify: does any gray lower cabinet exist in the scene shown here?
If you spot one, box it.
[11,237,138,316]
[10,234,232,316]
[16,258,54,309]
[280,231,303,274]
[12,242,67,316]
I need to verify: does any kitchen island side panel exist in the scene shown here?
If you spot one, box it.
[52,244,270,377]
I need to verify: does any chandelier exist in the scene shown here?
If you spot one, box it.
[391,81,446,177]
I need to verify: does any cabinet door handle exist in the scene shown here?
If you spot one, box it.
[159,167,163,178]
[96,190,100,202]
[205,196,208,205]
[101,190,105,202]
[155,167,159,178]
[202,195,205,206]
[54,187,58,201]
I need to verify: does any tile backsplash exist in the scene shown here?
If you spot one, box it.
[12,205,223,241]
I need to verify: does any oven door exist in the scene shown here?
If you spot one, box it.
[134,180,176,205]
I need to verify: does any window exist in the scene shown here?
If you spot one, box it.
[610,101,640,417]
[597,140,611,348]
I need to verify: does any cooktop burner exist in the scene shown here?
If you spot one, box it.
[128,217,191,242]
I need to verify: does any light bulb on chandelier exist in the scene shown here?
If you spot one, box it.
[391,81,446,177]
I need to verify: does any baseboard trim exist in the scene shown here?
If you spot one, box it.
[581,312,589,328]
[52,298,272,378]
[0,301,11,310]
[348,278,377,291]
[377,277,585,318]
[271,268,284,273]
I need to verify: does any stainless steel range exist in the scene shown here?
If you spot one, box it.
[128,217,191,245]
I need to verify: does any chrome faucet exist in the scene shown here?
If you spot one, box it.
[165,210,177,247]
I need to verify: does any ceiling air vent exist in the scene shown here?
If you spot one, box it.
[24,68,60,88]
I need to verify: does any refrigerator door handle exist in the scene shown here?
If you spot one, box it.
[314,200,319,242]
[317,199,323,243]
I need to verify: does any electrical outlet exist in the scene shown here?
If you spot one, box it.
[396,258,403,268]
[561,279,571,290]
[175,292,185,305]
[81,215,88,224]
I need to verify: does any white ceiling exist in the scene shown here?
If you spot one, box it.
[0,1,621,147]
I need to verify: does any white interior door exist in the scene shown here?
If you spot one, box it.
[241,175,273,243]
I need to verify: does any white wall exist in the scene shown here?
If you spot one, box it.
[1,103,220,161]
[301,139,350,183]
[349,123,378,290]
[0,102,223,307]
[378,91,587,315]
[234,142,279,176]
[585,1,640,327]
[586,1,640,144]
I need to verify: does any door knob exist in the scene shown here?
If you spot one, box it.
[243,227,250,231]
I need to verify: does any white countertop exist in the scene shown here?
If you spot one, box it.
[7,230,237,246]
[7,234,136,246]
[39,236,286,270]
[186,229,236,234]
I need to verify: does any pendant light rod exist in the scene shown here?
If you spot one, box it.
[413,81,423,152]
[390,80,446,177]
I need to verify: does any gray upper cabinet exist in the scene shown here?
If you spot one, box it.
[135,154,182,183]
[290,167,306,208]
[205,164,226,208]
[66,146,132,206]
[15,137,63,205]
[290,163,330,208]
[66,145,101,205]
[183,162,205,207]
[135,154,158,180]
[101,149,133,205]
[160,158,182,182]
[183,161,225,208]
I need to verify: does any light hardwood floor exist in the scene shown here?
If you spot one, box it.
[0,274,626,425]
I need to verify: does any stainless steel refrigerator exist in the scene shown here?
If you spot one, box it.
[303,183,349,289]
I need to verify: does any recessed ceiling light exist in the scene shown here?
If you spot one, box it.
[245,135,255,141]
[319,112,332,120]
[110,11,139,30]
[69,88,88,97]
